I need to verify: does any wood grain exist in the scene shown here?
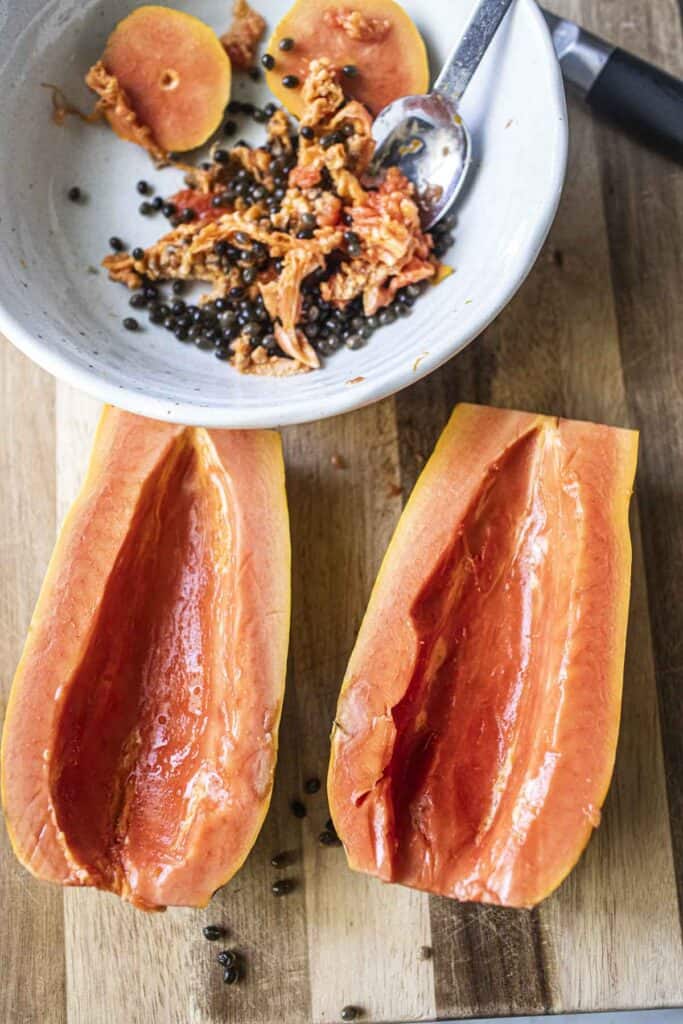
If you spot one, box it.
[283,404,435,1023]
[1,1,683,1020]
[0,344,64,1024]
[584,0,683,918]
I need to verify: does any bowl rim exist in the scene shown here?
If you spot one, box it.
[0,0,567,428]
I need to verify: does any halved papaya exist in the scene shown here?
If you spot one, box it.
[1,408,290,910]
[265,0,429,117]
[328,404,638,908]
[101,6,232,152]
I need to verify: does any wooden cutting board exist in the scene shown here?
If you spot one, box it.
[2,1,683,1020]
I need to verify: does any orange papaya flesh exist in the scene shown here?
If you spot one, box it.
[1,409,290,910]
[328,404,638,908]
[102,6,232,153]
[265,0,429,118]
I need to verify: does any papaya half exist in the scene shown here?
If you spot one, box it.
[1,408,290,910]
[328,404,638,908]
[265,0,429,117]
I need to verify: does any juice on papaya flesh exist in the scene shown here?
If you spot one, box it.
[328,404,638,908]
[52,437,231,901]
[1,409,290,909]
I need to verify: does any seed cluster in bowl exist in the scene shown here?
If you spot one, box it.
[56,0,452,377]
[101,58,451,376]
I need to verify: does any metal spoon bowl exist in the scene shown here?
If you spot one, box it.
[369,0,515,228]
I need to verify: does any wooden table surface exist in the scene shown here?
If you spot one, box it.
[2,2,683,1021]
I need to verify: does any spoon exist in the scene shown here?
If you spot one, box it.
[369,0,515,229]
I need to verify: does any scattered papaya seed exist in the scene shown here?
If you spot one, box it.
[217,949,237,968]
[248,66,261,81]
[261,52,275,69]
[322,130,344,151]
[319,829,341,847]
[290,798,306,818]
[342,64,359,77]
[203,924,226,941]
[419,945,433,960]
[279,36,295,51]
[304,776,321,794]
[343,229,361,252]
[282,74,300,89]
[272,878,295,896]
[67,186,82,202]
[270,850,294,868]
[109,235,125,251]
[341,1006,361,1021]
[223,964,241,985]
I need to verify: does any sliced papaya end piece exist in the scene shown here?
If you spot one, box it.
[101,5,232,153]
[1,409,290,910]
[265,0,429,118]
[328,404,638,908]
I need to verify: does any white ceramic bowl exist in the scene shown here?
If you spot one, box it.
[0,0,566,427]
